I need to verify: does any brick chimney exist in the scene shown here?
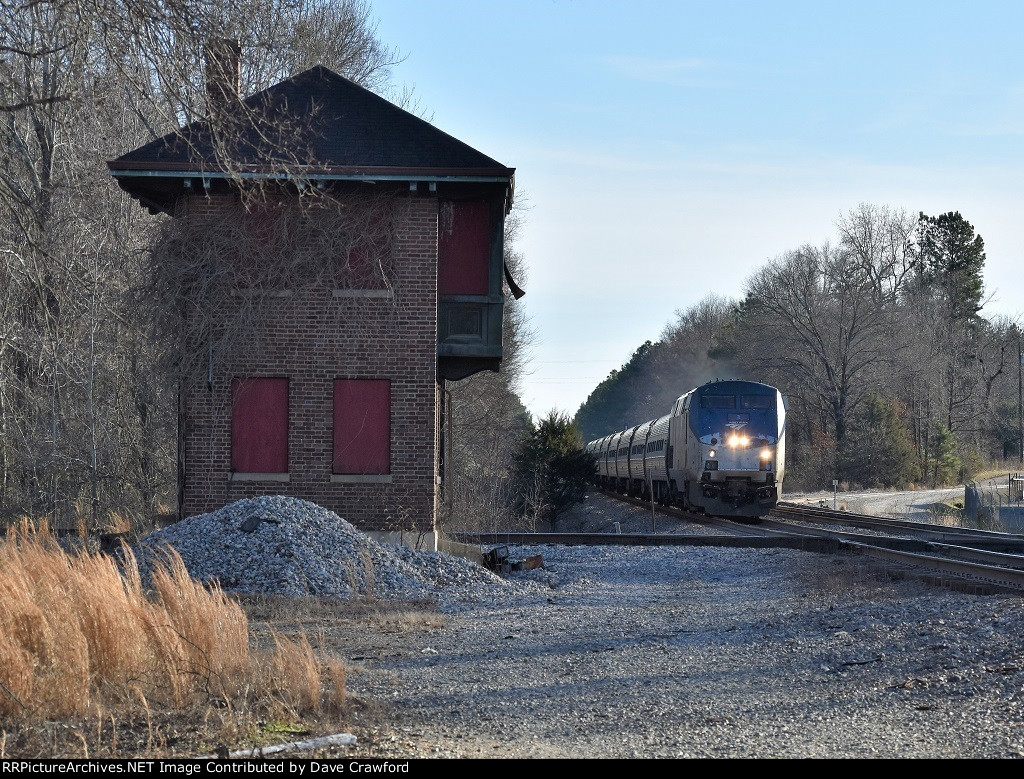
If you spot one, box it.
[205,37,241,120]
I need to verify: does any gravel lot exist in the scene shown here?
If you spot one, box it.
[132,493,1024,759]
[315,494,1024,759]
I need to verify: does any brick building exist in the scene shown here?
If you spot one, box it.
[108,56,516,544]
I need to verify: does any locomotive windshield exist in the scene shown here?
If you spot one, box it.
[740,395,772,409]
[700,394,773,410]
[701,395,735,409]
[695,390,778,443]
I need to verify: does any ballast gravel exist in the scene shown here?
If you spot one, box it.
[131,495,515,607]
[133,494,1024,759]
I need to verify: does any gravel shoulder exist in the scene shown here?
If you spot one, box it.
[106,493,1024,759]
[300,494,1024,759]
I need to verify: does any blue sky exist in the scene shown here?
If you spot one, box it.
[370,0,1024,421]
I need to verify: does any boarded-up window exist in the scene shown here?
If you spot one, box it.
[231,377,288,473]
[340,244,389,289]
[438,200,491,295]
[335,199,395,290]
[225,202,286,288]
[333,379,391,474]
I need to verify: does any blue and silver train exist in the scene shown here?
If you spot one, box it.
[584,379,787,519]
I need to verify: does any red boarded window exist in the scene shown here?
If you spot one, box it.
[438,200,491,295]
[341,244,388,289]
[333,379,391,475]
[335,199,394,290]
[231,378,289,473]
[226,202,285,288]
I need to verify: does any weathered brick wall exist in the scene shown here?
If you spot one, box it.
[179,193,439,533]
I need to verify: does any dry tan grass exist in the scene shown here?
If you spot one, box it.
[103,511,134,535]
[261,631,322,715]
[0,525,349,730]
[323,658,347,713]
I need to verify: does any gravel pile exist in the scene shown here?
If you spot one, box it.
[131,495,523,607]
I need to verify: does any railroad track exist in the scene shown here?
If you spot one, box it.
[454,490,1024,594]
[766,500,1024,593]
[772,501,1024,551]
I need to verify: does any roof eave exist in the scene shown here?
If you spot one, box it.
[109,164,516,214]
[107,160,514,182]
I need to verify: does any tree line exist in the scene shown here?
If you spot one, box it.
[575,205,1022,492]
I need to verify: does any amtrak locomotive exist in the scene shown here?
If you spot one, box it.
[584,379,787,519]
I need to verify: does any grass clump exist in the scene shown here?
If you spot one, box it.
[0,521,348,735]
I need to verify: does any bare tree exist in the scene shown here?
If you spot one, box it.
[734,205,916,483]
[93,0,404,137]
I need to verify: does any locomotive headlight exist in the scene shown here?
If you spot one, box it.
[760,448,772,460]
[728,435,749,447]
[708,449,717,458]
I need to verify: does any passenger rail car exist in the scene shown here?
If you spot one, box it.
[585,379,787,519]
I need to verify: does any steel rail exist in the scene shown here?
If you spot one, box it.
[760,515,1024,572]
[774,501,1024,547]
[600,491,769,536]
[510,489,1024,592]
[450,530,841,552]
[838,539,1024,593]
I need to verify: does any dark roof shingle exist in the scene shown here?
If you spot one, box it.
[110,65,513,177]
